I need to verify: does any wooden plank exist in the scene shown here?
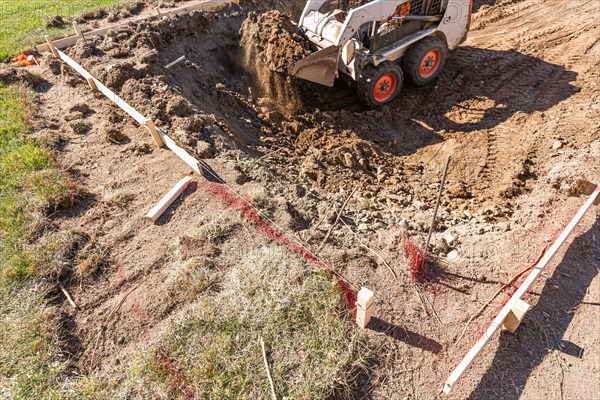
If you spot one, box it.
[356,287,374,328]
[145,176,193,223]
[158,127,203,175]
[44,35,60,58]
[443,184,600,394]
[36,0,231,52]
[56,49,205,177]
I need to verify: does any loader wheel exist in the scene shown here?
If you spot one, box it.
[403,37,448,86]
[357,62,403,108]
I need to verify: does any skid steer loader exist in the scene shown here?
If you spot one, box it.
[286,0,473,107]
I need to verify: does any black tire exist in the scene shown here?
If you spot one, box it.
[356,62,404,108]
[402,37,448,86]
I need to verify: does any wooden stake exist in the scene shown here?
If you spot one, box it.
[59,283,78,309]
[144,119,165,148]
[86,77,97,90]
[502,298,530,333]
[260,338,277,400]
[356,287,374,328]
[73,21,84,40]
[44,35,60,58]
[145,176,193,223]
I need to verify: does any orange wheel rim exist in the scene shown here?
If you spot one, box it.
[373,74,397,102]
[419,50,441,78]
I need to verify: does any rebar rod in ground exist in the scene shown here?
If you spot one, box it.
[425,156,451,250]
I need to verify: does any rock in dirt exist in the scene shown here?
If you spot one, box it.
[447,249,461,261]
[552,140,563,150]
[442,230,458,247]
[196,141,213,158]
[106,128,129,144]
[128,143,153,155]
[447,181,470,198]
[70,103,90,114]
[166,97,193,117]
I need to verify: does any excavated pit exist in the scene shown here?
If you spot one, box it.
[64,0,592,226]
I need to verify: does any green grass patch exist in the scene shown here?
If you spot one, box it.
[0,0,142,59]
[0,83,75,287]
[0,82,77,398]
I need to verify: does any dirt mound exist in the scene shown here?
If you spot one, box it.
[0,68,44,86]
[241,11,311,71]
[240,10,313,115]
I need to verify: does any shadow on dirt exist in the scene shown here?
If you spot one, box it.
[369,316,443,353]
[300,45,578,156]
[467,219,600,400]
[473,0,497,13]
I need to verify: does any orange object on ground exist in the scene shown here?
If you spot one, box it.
[11,54,37,66]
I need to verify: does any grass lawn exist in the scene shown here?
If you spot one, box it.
[0,82,75,398]
[0,0,138,59]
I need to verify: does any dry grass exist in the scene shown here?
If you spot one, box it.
[23,229,87,281]
[74,243,109,279]
[0,284,64,398]
[132,244,367,399]
[187,215,240,244]
[166,257,220,301]
[101,188,133,209]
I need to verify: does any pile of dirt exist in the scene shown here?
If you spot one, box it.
[240,11,312,71]
[240,10,313,115]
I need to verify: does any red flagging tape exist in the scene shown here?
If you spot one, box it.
[206,183,357,309]
[401,234,434,283]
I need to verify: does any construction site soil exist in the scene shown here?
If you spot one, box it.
[16,0,599,398]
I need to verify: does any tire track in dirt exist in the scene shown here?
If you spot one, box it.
[427,0,598,205]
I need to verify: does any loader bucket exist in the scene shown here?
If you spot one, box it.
[286,45,339,87]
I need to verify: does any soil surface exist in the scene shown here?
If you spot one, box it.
[20,0,600,398]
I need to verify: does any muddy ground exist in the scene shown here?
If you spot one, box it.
[19,0,600,398]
